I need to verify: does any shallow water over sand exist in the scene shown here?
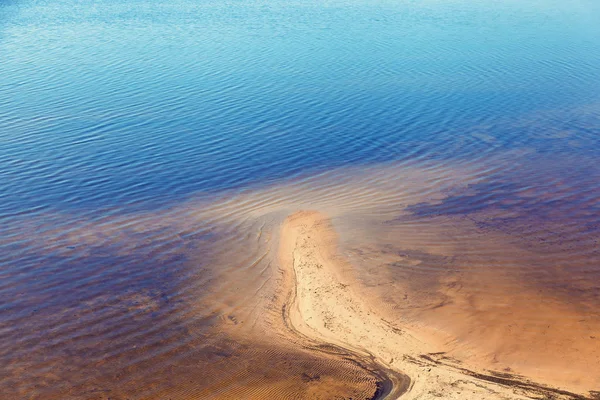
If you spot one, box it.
[1,0,600,398]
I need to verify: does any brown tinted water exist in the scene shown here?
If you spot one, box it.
[2,0,600,397]
[2,160,600,398]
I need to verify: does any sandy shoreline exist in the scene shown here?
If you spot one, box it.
[278,210,593,400]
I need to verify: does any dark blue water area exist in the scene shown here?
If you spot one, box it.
[1,2,600,396]
[1,0,600,216]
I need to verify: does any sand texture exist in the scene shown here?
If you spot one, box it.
[4,162,599,399]
[278,211,597,400]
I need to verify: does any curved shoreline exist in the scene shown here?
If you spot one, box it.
[278,210,410,399]
[276,210,594,400]
[280,250,410,400]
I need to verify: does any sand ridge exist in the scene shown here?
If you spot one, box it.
[278,210,593,400]
[5,160,599,399]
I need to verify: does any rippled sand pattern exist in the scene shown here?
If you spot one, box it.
[2,0,600,398]
[2,162,600,398]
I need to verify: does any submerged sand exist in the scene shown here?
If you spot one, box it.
[4,162,599,399]
[277,210,596,400]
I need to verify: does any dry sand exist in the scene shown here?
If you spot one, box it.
[4,161,599,399]
[278,210,596,399]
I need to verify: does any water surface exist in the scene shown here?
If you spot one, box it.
[1,0,600,397]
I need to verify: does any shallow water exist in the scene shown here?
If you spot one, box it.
[1,0,600,398]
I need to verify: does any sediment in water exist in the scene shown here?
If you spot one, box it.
[4,162,600,398]
[275,210,598,400]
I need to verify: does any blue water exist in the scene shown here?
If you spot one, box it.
[2,0,600,397]
[1,0,599,215]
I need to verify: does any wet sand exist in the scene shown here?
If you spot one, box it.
[277,210,598,399]
[336,210,600,397]
[2,162,600,398]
